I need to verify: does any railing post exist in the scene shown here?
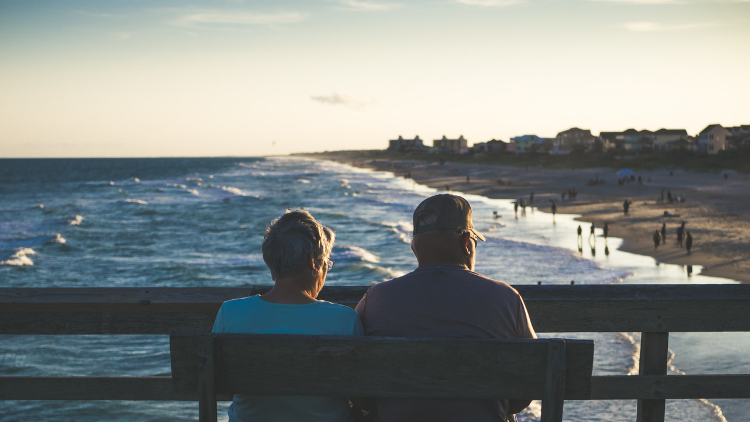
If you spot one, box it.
[637,332,669,422]
[197,334,217,422]
[541,339,567,422]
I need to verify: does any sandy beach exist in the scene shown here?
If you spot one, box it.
[314,154,750,283]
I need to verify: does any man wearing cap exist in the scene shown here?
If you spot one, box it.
[355,194,536,422]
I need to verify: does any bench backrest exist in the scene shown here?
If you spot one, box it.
[170,333,594,422]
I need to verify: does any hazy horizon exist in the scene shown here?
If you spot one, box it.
[1,0,749,158]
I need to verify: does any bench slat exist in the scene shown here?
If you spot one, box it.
[171,334,594,400]
[2,374,749,401]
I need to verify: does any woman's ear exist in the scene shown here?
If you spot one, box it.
[309,251,317,273]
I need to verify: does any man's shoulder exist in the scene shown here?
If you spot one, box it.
[368,266,519,296]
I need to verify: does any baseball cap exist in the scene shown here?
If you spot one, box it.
[413,194,485,241]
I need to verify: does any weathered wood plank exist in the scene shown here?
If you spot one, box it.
[171,334,594,400]
[197,334,217,422]
[4,285,749,307]
[0,376,232,401]
[4,307,750,334]
[637,332,669,422]
[3,285,750,334]
[0,376,184,401]
[590,375,750,399]
[3,374,750,401]
[541,339,566,422]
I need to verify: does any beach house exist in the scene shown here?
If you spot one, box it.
[553,128,595,153]
[486,139,510,153]
[698,124,731,154]
[510,135,538,153]
[653,129,689,151]
[726,125,750,150]
[433,135,469,154]
[388,135,426,152]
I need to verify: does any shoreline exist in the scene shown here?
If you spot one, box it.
[311,154,750,283]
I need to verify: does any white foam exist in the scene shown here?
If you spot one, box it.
[167,183,188,189]
[32,204,44,209]
[298,179,311,184]
[186,189,200,195]
[333,246,381,263]
[0,248,36,266]
[68,215,84,226]
[123,199,148,205]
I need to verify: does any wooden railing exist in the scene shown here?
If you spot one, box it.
[2,285,750,422]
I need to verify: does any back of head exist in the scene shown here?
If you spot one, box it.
[411,194,484,268]
[262,210,335,280]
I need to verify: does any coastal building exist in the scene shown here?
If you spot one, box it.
[653,129,688,151]
[486,139,509,153]
[726,125,750,150]
[598,132,619,152]
[388,135,426,152]
[433,135,469,154]
[472,142,488,154]
[553,128,595,153]
[510,135,541,153]
[698,124,731,154]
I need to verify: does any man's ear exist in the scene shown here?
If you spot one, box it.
[460,232,472,255]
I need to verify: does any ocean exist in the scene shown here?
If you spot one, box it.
[1,157,748,421]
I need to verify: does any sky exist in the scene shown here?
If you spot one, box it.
[1,0,749,158]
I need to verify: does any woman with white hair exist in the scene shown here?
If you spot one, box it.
[212,210,363,422]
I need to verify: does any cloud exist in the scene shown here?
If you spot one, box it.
[310,93,375,110]
[328,0,402,10]
[172,11,308,27]
[622,21,714,31]
[453,0,526,6]
[114,32,132,40]
[589,0,749,3]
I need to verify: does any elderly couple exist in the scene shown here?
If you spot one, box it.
[212,194,537,422]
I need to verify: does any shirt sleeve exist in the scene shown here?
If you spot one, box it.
[516,294,537,339]
[351,314,364,336]
[212,305,225,334]
[354,290,369,325]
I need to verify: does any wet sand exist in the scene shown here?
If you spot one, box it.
[317,155,750,283]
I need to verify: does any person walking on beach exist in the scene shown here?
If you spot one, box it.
[589,222,596,243]
[530,192,534,204]
[677,221,686,247]
[551,201,557,220]
[686,231,693,255]
[354,194,536,422]
[603,223,609,239]
[577,225,583,240]
[653,230,661,250]
[623,200,630,215]
[513,201,519,218]
[661,223,667,245]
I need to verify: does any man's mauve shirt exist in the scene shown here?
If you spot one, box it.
[355,264,536,422]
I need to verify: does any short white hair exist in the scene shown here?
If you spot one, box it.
[262,210,335,278]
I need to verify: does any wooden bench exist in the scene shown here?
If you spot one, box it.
[170,333,595,422]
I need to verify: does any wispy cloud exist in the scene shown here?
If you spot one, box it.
[589,0,750,3]
[310,93,375,110]
[453,0,526,7]
[328,0,402,10]
[114,32,132,40]
[77,11,126,18]
[622,21,714,31]
[171,10,308,27]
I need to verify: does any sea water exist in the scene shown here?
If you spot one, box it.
[0,157,747,421]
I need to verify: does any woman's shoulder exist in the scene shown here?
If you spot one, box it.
[314,300,359,317]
